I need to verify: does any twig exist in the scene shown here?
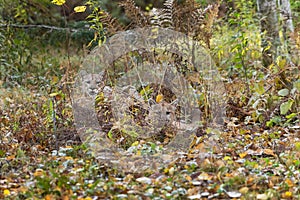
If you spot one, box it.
[0,23,89,33]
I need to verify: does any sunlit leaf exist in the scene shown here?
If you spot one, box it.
[239,187,249,194]
[295,142,300,151]
[226,191,241,198]
[280,100,294,115]
[3,189,10,196]
[74,6,87,13]
[282,191,292,198]
[257,193,269,200]
[156,94,164,103]
[34,168,44,177]
[50,92,60,97]
[278,88,289,97]
[285,179,294,187]
[293,80,300,92]
[239,152,247,158]
[136,177,152,184]
[51,0,65,5]
[263,149,275,157]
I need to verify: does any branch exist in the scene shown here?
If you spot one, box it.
[0,24,90,33]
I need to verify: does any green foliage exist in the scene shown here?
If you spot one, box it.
[0,0,54,24]
[290,0,300,22]
[212,0,260,79]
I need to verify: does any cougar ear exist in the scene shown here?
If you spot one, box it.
[79,70,88,77]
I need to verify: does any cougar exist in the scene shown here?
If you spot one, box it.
[79,70,106,98]
[146,100,177,129]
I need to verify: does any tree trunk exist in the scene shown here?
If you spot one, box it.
[278,0,298,64]
[279,0,294,33]
[257,0,280,67]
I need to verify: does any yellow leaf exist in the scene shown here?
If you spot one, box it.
[52,76,59,84]
[223,156,231,161]
[6,155,15,160]
[239,187,249,194]
[239,152,248,158]
[103,185,108,190]
[283,191,292,198]
[51,0,65,6]
[49,92,60,97]
[294,142,300,151]
[131,141,139,146]
[34,168,44,177]
[84,197,93,200]
[3,189,10,196]
[156,94,164,103]
[64,156,73,160]
[285,179,294,187]
[74,6,87,13]
[45,194,53,200]
[185,175,192,181]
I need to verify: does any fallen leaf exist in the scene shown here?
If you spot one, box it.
[282,191,292,198]
[226,191,242,198]
[257,193,268,200]
[239,152,248,158]
[263,149,276,157]
[239,187,249,194]
[136,177,152,184]
[188,194,201,199]
[198,172,212,181]
[3,189,10,196]
[33,168,44,177]
[285,179,294,187]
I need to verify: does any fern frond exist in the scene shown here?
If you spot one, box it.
[97,10,125,36]
[198,4,219,48]
[119,0,150,28]
[203,4,219,32]
[160,0,175,28]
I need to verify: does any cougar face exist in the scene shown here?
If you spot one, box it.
[80,71,105,98]
[146,101,176,128]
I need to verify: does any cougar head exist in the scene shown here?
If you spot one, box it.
[79,70,106,98]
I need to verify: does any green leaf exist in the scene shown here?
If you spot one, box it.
[295,142,300,151]
[286,113,296,119]
[107,130,113,139]
[254,82,265,95]
[293,80,300,92]
[0,149,5,157]
[278,88,289,97]
[280,100,294,115]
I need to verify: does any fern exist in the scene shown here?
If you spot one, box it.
[98,10,125,36]
[156,0,176,28]
[119,0,150,28]
[94,0,219,49]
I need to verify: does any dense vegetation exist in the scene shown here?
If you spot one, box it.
[0,0,299,199]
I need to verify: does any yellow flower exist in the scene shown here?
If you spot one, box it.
[51,0,66,6]
[74,6,87,13]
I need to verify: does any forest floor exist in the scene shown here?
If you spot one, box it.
[0,84,299,199]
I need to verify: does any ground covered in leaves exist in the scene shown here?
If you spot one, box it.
[0,85,299,200]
